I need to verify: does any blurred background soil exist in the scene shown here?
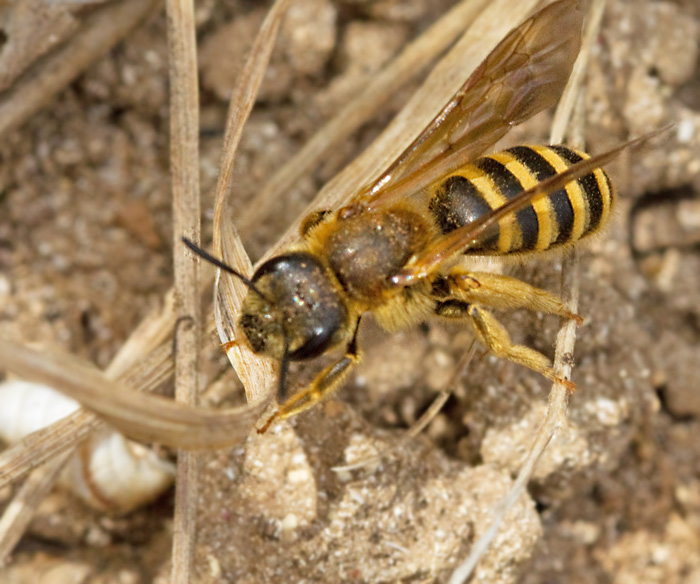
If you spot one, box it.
[0,0,699,582]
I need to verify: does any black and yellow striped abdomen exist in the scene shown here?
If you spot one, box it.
[427,144,614,254]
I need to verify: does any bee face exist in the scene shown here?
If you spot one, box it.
[240,252,350,362]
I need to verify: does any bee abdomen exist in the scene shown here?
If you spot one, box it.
[428,144,614,254]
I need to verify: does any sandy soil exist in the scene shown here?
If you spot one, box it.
[1,0,699,582]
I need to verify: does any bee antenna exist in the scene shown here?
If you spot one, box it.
[181,237,272,303]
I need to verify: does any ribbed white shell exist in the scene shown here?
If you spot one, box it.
[0,380,175,513]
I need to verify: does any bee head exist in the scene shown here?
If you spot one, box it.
[240,252,349,363]
[183,239,351,401]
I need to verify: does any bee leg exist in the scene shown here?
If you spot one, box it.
[468,305,574,390]
[444,270,583,325]
[257,337,362,434]
[435,300,574,390]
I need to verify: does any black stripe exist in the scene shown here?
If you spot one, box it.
[476,156,539,250]
[508,146,574,245]
[549,145,583,164]
[429,175,499,249]
[550,145,605,234]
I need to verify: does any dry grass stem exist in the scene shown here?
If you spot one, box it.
[166,0,202,578]
[106,290,178,379]
[236,0,490,236]
[0,339,264,450]
[549,0,608,144]
[0,282,178,488]
[0,0,160,139]
[0,409,101,490]
[448,1,607,581]
[0,450,73,566]
[212,0,290,405]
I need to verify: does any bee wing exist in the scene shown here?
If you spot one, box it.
[357,0,582,211]
[390,133,664,285]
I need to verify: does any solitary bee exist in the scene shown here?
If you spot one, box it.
[188,0,619,433]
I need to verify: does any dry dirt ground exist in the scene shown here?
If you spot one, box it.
[1,0,700,583]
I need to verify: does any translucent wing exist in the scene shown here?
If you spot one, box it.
[356,0,583,211]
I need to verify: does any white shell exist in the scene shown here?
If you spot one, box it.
[0,380,175,513]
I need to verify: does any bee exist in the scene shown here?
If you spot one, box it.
[187,0,619,434]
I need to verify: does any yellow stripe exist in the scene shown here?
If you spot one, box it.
[564,147,593,234]
[489,150,555,251]
[593,168,613,231]
[532,145,588,243]
[458,165,516,252]
[567,179,589,241]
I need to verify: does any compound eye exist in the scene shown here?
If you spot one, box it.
[287,309,344,361]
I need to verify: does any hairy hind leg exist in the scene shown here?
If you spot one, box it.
[443,269,583,325]
[434,299,574,390]
[467,305,574,390]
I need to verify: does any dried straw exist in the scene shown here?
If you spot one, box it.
[165,0,202,579]
[211,0,290,404]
